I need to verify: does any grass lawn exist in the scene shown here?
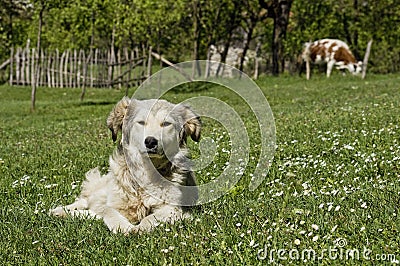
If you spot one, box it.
[0,74,399,265]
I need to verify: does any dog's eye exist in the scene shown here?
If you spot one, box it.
[160,121,172,127]
[137,121,146,126]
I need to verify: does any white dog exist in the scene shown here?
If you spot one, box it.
[50,97,201,234]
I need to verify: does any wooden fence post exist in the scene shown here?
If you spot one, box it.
[77,49,82,88]
[47,50,52,87]
[25,43,30,86]
[80,49,91,101]
[147,46,153,79]
[64,50,69,88]
[9,47,14,85]
[21,47,26,85]
[9,46,150,90]
[15,47,21,85]
[30,48,35,86]
[117,49,121,89]
[94,49,98,87]
[39,49,44,86]
[53,49,58,87]
[68,49,72,87]
[108,48,114,88]
[124,47,130,94]
[30,48,36,112]
[362,39,373,80]
[90,49,94,88]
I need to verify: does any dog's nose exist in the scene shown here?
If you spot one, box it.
[144,136,158,149]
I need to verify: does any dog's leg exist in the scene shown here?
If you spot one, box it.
[99,207,136,234]
[136,205,184,233]
[68,209,101,219]
[51,200,135,234]
[49,197,90,218]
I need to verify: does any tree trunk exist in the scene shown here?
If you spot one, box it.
[31,5,44,112]
[203,2,223,78]
[271,0,293,76]
[253,40,261,79]
[216,1,240,77]
[216,37,231,77]
[192,0,201,78]
[239,19,256,73]
[108,24,116,88]
[353,0,360,59]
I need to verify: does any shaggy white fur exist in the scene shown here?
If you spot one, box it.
[50,97,201,234]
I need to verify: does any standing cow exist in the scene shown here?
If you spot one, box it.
[301,39,363,80]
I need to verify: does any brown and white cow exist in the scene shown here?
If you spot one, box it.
[301,39,363,80]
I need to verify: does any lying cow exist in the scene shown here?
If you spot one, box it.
[301,39,363,80]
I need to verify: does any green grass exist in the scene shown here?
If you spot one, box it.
[0,74,399,265]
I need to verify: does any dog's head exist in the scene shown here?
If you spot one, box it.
[107,97,201,160]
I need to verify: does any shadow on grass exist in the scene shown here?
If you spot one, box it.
[169,82,214,93]
[77,101,115,106]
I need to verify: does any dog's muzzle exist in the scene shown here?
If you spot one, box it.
[144,136,159,154]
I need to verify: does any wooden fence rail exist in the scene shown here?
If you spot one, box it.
[9,46,149,88]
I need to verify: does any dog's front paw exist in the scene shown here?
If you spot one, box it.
[124,225,139,236]
[110,223,138,235]
[112,225,137,235]
[49,206,67,217]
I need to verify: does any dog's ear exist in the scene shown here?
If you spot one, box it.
[180,106,202,144]
[185,116,202,142]
[107,97,131,142]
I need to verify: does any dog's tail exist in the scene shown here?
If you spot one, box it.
[78,167,103,197]
[85,167,102,182]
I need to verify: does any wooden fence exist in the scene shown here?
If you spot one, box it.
[9,46,150,88]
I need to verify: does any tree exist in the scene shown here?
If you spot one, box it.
[2,0,400,87]
[0,0,31,63]
[191,0,201,77]
[210,0,242,75]
[238,0,268,73]
[259,0,293,75]
[31,0,46,112]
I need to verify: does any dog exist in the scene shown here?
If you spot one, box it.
[50,97,201,234]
